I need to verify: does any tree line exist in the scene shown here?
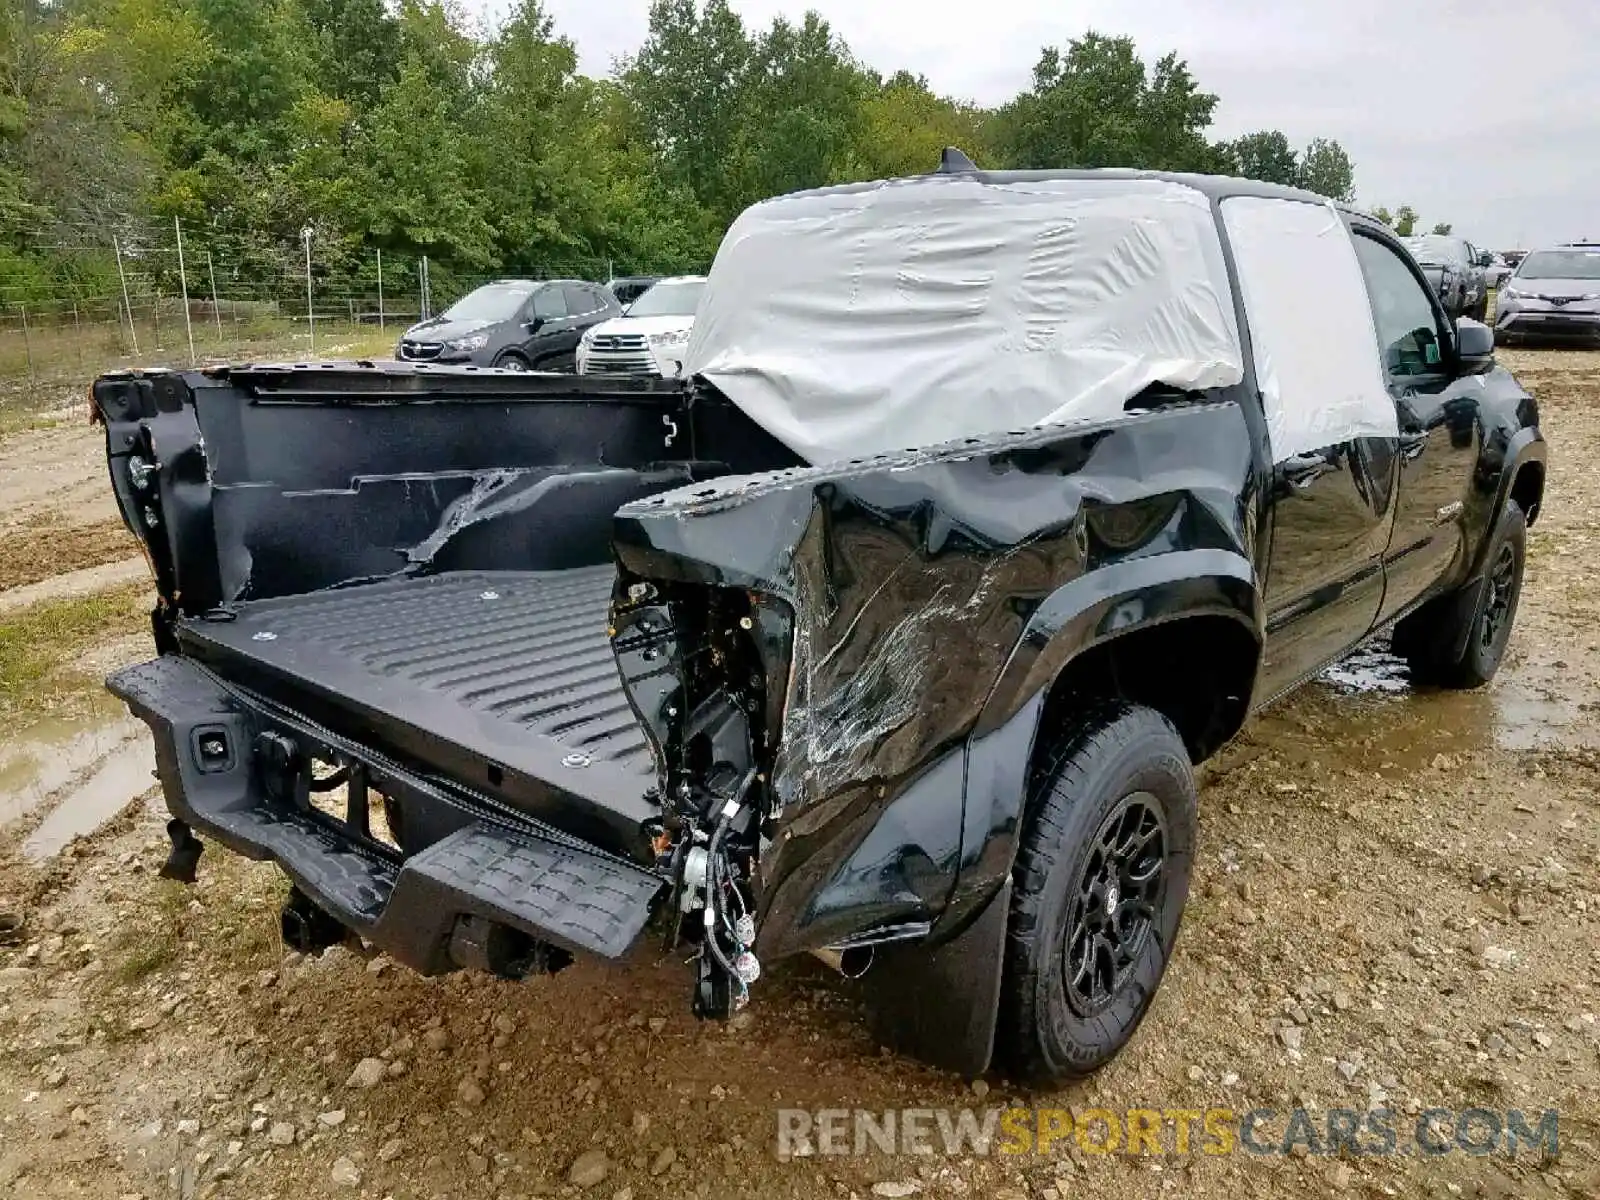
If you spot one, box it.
[1,0,1364,307]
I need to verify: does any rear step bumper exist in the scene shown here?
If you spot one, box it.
[108,655,664,973]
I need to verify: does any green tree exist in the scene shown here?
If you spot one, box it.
[0,0,198,285]
[623,0,752,219]
[476,0,587,266]
[853,71,992,179]
[1394,205,1419,236]
[358,1,494,268]
[561,78,718,271]
[1230,130,1298,185]
[995,33,1219,172]
[178,0,315,165]
[1371,206,1393,226]
[1297,137,1354,202]
[729,12,872,206]
[298,0,401,112]
[1431,221,1452,235]
[0,6,1368,314]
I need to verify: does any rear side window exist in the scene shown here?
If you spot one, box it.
[1351,235,1445,378]
[1220,196,1397,460]
[564,284,604,315]
[532,287,567,319]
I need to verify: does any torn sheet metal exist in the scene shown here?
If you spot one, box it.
[612,400,1259,955]
[684,175,1245,464]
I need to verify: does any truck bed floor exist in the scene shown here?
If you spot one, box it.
[174,568,656,833]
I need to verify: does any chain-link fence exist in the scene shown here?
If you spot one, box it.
[0,218,700,409]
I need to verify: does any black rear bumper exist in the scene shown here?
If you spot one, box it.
[108,655,664,972]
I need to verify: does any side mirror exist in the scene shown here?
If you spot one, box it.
[1456,317,1494,373]
[525,316,545,332]
[1477,252,1492,268]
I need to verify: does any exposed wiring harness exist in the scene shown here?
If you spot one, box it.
[689,769,759,1012]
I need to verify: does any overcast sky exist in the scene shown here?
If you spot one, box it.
[505,0,1598,249]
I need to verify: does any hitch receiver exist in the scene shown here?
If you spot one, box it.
[279,886,348,954]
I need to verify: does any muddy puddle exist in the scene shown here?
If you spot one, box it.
[1251,641,1597,774]
[0,705,155,860]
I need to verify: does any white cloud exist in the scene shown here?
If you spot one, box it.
[485,0,1600,248]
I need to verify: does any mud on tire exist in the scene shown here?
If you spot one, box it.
[997,700,1196,1083]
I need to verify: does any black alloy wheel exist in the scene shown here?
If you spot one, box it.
[998,701,1196,1083]
[1480,541,1517,653]
[1063,792,1168,1016]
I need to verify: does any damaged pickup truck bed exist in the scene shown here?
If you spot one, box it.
[100,163,1545,1083]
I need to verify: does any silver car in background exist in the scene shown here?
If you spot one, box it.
[1495,245,1600,346]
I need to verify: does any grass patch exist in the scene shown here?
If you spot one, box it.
[0,517,140,592]
[98,855,285,1008]
[0,582,150,722]
[207,855,290,969]
[0,407,65,441]
[109,880,192,985]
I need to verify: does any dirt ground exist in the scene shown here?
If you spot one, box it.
[1,350,1597,1200]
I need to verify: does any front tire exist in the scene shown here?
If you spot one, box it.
[1395,499,1526,688]
[998,701,1196,1083]
[493,351,530,372]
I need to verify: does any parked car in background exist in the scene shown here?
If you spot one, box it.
[397,280,621,371]
[577,276,707,378]
[1403,235,1487,321]
[1484,253,1514,290]
[1495,244,1600,345]
[607,276,663,307]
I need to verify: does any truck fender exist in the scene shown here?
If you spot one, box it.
[1467,425,1546,581]
[958,548,1260,927]
[860,551,1260,1079]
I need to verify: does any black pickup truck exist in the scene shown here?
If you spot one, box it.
[98,165,1545,1084]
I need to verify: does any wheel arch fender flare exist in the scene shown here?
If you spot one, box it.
[860,554,1260,1079]
[949,548,1262,932]
[1467,423,1545,580]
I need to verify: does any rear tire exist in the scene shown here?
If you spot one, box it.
[998,701,1196,1083]
[1395,500,1526,688]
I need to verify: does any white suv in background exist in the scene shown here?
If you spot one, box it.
[576,276,706,378]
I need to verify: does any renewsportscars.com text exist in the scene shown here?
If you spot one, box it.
[776,1106,1560,1160]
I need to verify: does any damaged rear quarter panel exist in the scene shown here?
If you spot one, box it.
[613,400,1260,960]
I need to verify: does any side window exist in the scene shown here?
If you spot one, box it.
[532,287,567,320]
[1351,235,1444,379]
[563,284,595,315]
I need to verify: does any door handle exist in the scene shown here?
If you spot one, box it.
[1399,432,1428,461]
[1279,454,1333,491]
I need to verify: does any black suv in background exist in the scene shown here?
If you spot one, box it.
[1402,235,1489,321]
[397,280,621,371]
